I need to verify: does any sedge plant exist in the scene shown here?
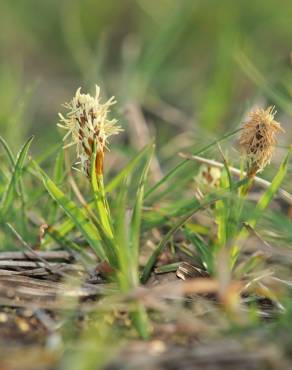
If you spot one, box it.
[185,106,290,282]
[34,86,152,338]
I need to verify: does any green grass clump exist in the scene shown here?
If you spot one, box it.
[0,99,291,368]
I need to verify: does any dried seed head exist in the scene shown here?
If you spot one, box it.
[57,85,122,176]
[239,106,284,176]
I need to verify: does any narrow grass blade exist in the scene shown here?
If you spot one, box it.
[113,177,151,341]
[215,170,229,247]
[131,303,150,340]
[49,149,64,224]
[46,144,152,241]
[250,148,291,227]
[106,143,152,193]
[154,262,181,273]
[0,136,34,221]
[33,161,105,260]
[90,146,113,239]
[184,227,214,273]
[141,196,217,284]
[255,149,291,213]
[145,128,241,199]
[233,150,291,268]
[0,135,15,167]
[0,136,29,235]
[33,142,63,165]
[47,227,95,267]
[130,144,154,269]
[141,178,248,283]
[235,51,292,115]
[89,146,119,267]
[113,178,130,290]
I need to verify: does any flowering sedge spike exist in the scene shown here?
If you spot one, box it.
[239,106,284,177]
[57,85,123,176]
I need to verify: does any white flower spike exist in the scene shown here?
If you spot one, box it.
[58,85,122,176]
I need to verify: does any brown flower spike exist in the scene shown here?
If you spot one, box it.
[239,106,284,177]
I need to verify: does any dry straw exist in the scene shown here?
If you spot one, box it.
[58,85,122,176]
[239,106,284,177]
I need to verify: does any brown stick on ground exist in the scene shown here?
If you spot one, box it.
[0,251,72,261]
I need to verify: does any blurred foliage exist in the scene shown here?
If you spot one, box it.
[0,0,292,152]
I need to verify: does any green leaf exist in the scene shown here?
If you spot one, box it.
[131,303,150,340]
[232,149,291,269]
[130,144,154,269]
[47,227,95,267]
[184,227,214,273]
[48,149,65,224]
[113,178,130,290]
[106,143,152,193]
[141,178,248,283]
[214,168,231,247]
[47,144,152,241]
[114,176,151,338]
[141,195,217,284]
[0,136,34,221]
[89,146,118,267]
[250,148,291,227]
[33,161,105,260]
[90,145,113,239]
[33,142,63,165]
[0,135,15,167]
[145,128,241,200]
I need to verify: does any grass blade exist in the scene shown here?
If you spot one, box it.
[33,161,105,260]
[130,144,154,271]
[250,148,291,227]
[141,178,248,283]
[184,227,214,273]
[145,128,241,199]
[141,196,217,284]
[106,144,152,193]
[0,135,15,167]
[45,144,152,241]
[48,149,65,224]
[0,136,34,221]
[90,146,113,238]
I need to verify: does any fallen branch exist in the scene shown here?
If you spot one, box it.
[0,250,72,261]
[0,260,83,270]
